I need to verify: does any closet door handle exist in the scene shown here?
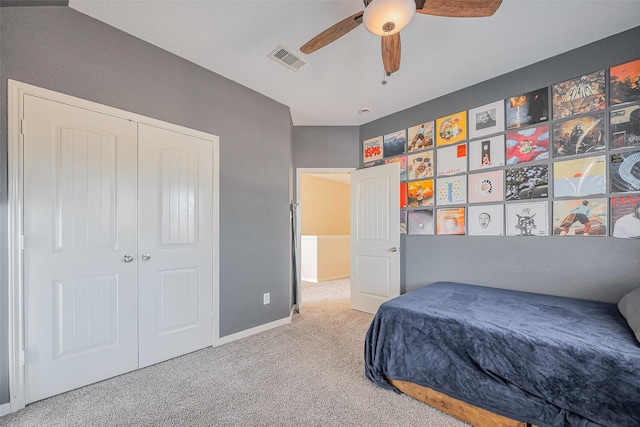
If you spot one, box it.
[141,253,151,262]
[122,254,134,263]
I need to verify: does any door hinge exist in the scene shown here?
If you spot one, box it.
[20,235,25,250]
[20,119,26,136]
[20,350,25,366]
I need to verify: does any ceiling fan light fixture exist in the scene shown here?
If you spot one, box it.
[363,0,416,36]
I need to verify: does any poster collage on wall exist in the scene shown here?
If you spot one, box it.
[362,58,640,238]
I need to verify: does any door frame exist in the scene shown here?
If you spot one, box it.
[294,167,354,310]
[7,80,220,412]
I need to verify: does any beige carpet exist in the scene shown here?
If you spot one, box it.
[1,278,468,426]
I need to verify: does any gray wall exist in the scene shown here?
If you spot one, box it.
[292,126,360,170]
[292,125,359,199]
[361,26,640,303]
[1,6,293,404]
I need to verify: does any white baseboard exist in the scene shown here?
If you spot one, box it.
[215,315,291,346]
[302,274,350,283]
[0,402,11,417]
[318,274,350,282]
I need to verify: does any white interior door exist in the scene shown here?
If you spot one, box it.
[23,95,139,403]
[137,124,214,368]
[350,163,400,314]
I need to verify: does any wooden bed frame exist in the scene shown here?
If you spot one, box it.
[387,378,537,427]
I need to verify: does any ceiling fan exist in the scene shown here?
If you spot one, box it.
[300,0,503,76]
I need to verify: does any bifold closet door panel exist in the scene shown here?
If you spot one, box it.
[22,94,139,404]
[137,123,214,368]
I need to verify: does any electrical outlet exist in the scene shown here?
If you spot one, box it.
[263,292,270,305]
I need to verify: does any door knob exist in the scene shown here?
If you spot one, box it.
[389,247,398,252]
[122,254,134,263]
[141,253,151,262]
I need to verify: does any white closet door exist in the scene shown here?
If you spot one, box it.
[137,123,214,368]
[23,95,139,403]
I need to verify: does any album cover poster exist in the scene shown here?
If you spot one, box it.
[553,155,606,197]
[407,121,434,152]
[610,104,640,149]
[610,150,640,193]
[552,70,606,119]
[407,179,434,208]
[407,151,434,180]
[469,100,505,139]
[610,195,640,238]
[436,143,467,176]
[385,155,407,181]
[610,58,640,105]
[363,135,383,163]
[400,182,407,208]
[552,113,606,158]
[468,204,504,236]
[468,170,504,204]
[436,111,467,146]
[505,87,548,130]
[407,209,435,236]
[505,164,549,201]
[468,135,505,171]
[435,176,467,206]
[364,159,384,168]
[400,210,407,235]
[505,201,549,236]
[505,125,549,165]
[436,207,466,235]
[552,198,607,237]
[383,129,407,158]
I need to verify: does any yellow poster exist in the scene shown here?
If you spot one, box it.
[436,111,467,146]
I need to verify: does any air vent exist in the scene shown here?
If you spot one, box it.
[268,45,308,72]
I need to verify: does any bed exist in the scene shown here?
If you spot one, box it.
[364,282,640,427]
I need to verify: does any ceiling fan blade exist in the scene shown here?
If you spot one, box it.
[416,0,503,17]
[382,33,401,76]
[300,11,364,54]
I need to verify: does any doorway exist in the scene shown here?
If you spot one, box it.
[295,168,354,309]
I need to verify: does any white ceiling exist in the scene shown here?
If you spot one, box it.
[68,0,640,126]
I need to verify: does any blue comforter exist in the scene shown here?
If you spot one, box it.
[364,282,640,427]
